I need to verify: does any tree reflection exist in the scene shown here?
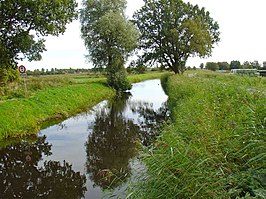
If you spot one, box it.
[86,94,169,190]
[131,101,169,146]
[0,136,86,199]
[86,94,139,190]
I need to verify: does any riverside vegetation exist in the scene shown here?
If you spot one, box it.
[129,71,266,198]
[0,72,165,140]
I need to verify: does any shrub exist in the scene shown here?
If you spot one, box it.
[107,68,132,92]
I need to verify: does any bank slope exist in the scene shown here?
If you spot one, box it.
[130,73,266,198]
[0,82,114,139]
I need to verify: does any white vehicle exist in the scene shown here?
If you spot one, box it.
[230,69,259,77]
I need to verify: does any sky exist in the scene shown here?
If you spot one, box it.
[19,0,266,70]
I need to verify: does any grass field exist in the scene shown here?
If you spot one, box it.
[129,71,266,198]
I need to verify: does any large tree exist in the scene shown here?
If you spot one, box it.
[133,0,220,74]
[206,62,219,71]
[230,60,241,69]
[217,61,230,70]
[80,0,139,91]
[0,0,78,69]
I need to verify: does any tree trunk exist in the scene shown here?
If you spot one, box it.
[172,62,181,74]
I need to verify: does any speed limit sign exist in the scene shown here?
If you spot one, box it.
[18,65,26,74]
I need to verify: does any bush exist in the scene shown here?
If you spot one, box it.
[107,68,132,92]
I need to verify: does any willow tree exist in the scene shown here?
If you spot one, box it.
[133,0,220,74]
[80,0,139,92]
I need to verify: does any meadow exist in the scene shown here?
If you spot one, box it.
[129,71,266,198]
[0,72,165,140]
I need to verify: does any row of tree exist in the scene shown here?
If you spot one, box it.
[25,66,162,76]
[27,68,95,76]
[1,0,220,91]
[203,60,266,71]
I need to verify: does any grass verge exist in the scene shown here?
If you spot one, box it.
[129,72,266,198]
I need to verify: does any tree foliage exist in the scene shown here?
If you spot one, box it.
[217,61,230,70]
[0,0,78,69]
[230,60,241,69]
[206,62,219,71]
[80,0,139,91]
[0,65,20,85]
[133,0,220,74]
[199,63,204,69]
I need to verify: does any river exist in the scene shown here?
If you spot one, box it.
[0,79,168,199]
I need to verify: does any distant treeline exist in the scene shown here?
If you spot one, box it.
[202,60,266,71]
[26,68,99,76]
[26,66,163,76]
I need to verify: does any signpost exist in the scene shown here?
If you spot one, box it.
[18,65,28,97]
[18,65,27,74]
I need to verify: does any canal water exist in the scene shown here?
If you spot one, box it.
[0,79,168,199]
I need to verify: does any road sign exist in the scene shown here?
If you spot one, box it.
[18,65,26,74]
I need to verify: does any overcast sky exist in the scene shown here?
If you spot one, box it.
[19,0,266,70]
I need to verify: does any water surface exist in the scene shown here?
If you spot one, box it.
[0,79,168,199]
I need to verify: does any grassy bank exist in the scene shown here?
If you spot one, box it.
[0,82,114,139]
[130,72,266,198]
[128,72,168,83]
[0,72,165,140]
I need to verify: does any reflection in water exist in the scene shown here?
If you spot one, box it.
[86,93,168,190]
[86,94,139,190]
[131,101,169,146]
[0,136,86,199]
[0,79,169,198]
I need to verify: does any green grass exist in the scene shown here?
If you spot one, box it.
[0,82,114,139]
[0,72,166,140]
[0,75,75,100]
[129,71,266,198]
[128,72,169,83]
